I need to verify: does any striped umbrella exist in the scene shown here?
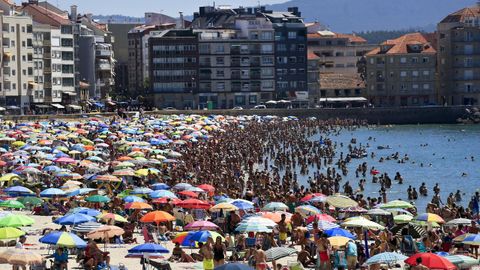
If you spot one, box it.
[295,205,321,217]
[265,247,297,262]
[414,213,445,224]
[184,221,219,231]
[39,231,87,248]
[445,255,480,268]
[366,252,408,265]
[307,221,339,231]
[391,223,426,239]
[262,202,288,211]
[72,221,103,233]
[236,223,272,233]
[445,218,472,227]
[462,234,480,245]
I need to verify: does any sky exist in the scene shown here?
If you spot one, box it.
[28,0,287,17]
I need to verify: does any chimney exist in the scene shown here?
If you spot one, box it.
[70,5,77,22]
[177,12,184,29]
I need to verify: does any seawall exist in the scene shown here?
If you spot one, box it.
[1,106,470,125]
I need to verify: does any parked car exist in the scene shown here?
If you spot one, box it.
[253,105,267,109]
[163,107,177,111]
[232,106,244,110]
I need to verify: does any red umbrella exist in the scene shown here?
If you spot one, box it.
[306,214,336,224]
[184,221,219,231]
[176,198,210,209]
[300,193,326,202]
[197,184,215,193]
[54,157,76,164]
[152,198,182,204]
[405,253,456,270]
[178,190,199,198]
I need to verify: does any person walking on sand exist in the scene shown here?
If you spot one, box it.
[200,237,214,270]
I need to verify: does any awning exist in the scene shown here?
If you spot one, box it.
[93,102,105,108]
[6,106,20,110]
[35,105,51,109]
[0,107,5,111]
[28,81,39,87]
[319,97,368,102]
[51,104,65,109]
[107,101,116,106]
[66,105,82,110]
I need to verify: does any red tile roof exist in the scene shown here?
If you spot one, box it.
[440,5,480,23]
[19,4,71,26]
[307,51,320,60]
[366,32,436,56]
[307,32,367,43]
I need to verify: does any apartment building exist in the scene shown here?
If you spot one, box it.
[263,7,308,100]
[307,30,375,74]
[438,4,480,105]
[148,29,198,109]
[307,51,320,105]
[366,33,437,107]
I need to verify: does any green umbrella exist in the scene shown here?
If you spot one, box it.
[116,190,131,199]
[0,227,25,239]
[85,195,110,203]
[0,214,34,227]
[0,200,25,209]
[17,197,43,206]
[445,255,480,268]
[393,214,413,224]
[380,200,413,209]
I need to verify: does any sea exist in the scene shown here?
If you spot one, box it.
[266,124,480,212]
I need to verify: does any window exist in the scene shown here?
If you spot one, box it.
[423,70,430,76]
[369,58,374,64]
[215,45,224,53]
[423,84,430,90]
[400,57,407,63]
[289,69,296,74]
[389,57,394,63]
[235,96,246,105]
[21,26,25,33]
[465,31,474,41]
[261,44,273,53]
[262,56,273,65]
[10,26,14,32]
[412,84,419,89]
[465,83,473,92]
[288,56,296,63]
[12,83,16,90]
[422,57,429,63]
[260,32,273,40]
[216,57,224,65]
[464,70,473,80]
[412,71,419,77]
[11,70,15,76]
[411,57,418,63]
[216,82,225,91]
[465,44,473,54]
[288,32,297,39]
[400,71,407,77]
[216,70,224,77]
[277,44,286,51]
[262,80,273,89]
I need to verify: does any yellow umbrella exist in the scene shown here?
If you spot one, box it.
[328,236,351,247]
[0,174,21,182]
[210,203,238,212]
[97,213,128,223]
[326,194,358,208]
[12,141,26,147]
[135,168,158,177]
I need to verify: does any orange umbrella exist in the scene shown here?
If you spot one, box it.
[84,145,95,151]
[125,202,153,210]
[140,210,175,224]
[259,211,292,223]
[95,175,121,182]
[178,190,199,198]
[117,156,133,161]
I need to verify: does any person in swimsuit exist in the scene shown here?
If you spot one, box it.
[316,233,331,270]
[213,236,226,267]
[255,244,268,270]
[200,237,214,270]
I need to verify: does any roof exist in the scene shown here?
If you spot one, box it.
[307,31,367,43]
[440,5,480,23]
[19,4,71,26]
[307,51,320,60]
[320,73,365,90]
[366,32,436,56]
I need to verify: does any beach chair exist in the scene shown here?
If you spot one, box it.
[142,226,153,243]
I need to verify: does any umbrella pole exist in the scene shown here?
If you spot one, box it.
[364,229,369,259]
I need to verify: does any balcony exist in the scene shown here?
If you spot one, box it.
[43,40,51,46]
[44,82,52,88]
[96,63,111,71]
[96,49,111,57]
[43,67,51,73]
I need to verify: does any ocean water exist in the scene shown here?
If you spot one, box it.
[295,124,480,212]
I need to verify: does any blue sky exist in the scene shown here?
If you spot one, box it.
[30,0,286,17]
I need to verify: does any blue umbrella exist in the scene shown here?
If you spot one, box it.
[123,195,145,203]
[4,186,33,194]
[173,183,192,190]
[68,207,101,217]
[149,190,177,199]
[39,231,87,248]
[151,183,170,190]
[40,188,66,197]
[436,251,450,257]
[325,228,356,239]
[54,213,95,225]
[365,252,408,265]
[131,187,153,195]
[43,165,62,172]
[67,188,96,197]
[214,263,254,270]
[128,243,169,254]
[230,200,254,210]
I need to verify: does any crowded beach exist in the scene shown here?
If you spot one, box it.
[0,114,476,270]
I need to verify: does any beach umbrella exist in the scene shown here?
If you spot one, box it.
[260,211,292,223]
[184,221,219,231]
[462,234,480,245]
[4,186,33,194]
[405,253,456,270]
[366,252,408,265]
[300,193,326,202]
[236,223,272,233]
[342,217,385,230]
[214,263,253,270]
[0,249,43,266]
[307,221,339,231]
[391,223,426,239]
[125,202,153,210]
[0,214,34,227]
[445,255,480,268]
[39,231,87,248]
[151,183,170,190]
[128,243,169,254]
[380,200,413,209]
[123,195,145,203]
[40,188,66,197]
[326,194,358,208]
[306,214,336,224]
[67,188,97,197]
[325,228,356,239]
[262,202,288,211]
[112,169,135,176]
[188,230,224,243]
[68,207,101,217]
[415,213,445,224]
[97,213,128,223]
[54,157,76,164]
[149,190,177,199]
[173,183,192,191]
[86,225,124,240]
[54,213,95,225]
[17,197,43,206]
[72,221,103,233]
[328,236,351,247]
[367,208,391,216]
[0,227,25,239]
[176,198,211,209]
[445,218,472,227]
[265,247,297,262]
[0,200,24,209]
[152,198,182,204]
[0,173,21,182]
[210,203,238,212]
[178,190,199,198]
[43,165,62,172]
[295,205,321,217]
[131,187,153,195]
[197,184,215,193]
[85,195,110,203]
[94,175,120,182]
[230,199,254,210]
[394,214,413,223]
[135,168,159,177]
[140,211,175,224]
[339,206,368,213]
[239,216,277,227]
